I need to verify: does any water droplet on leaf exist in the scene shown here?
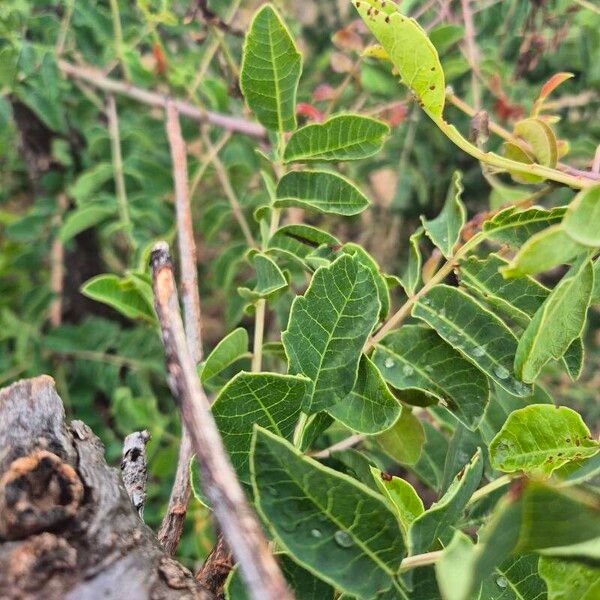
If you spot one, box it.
[496,576,508,589]
[402,364,414,376]
[310,528,322,538]
[384,357,395,368]
[334,530,354,548]
[494,365,510,380]
[472,346,485,357]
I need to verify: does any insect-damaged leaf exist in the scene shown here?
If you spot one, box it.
[283,254,380,414]
[240,4,301,132]
[354,1,445,118]
[251,427,407,599]
[275,170,370,215]
[373,325,489,430]
[412,285,531,396]
[490,404,599,477]
[212,372,309,482]
[283,114,389,163]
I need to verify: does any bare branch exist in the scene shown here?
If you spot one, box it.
[49,193,68,327]
[150,242,292,600]
[58,60,266,138]
[158,102,204,555]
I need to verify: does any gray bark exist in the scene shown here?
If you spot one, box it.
[0,376,212,600]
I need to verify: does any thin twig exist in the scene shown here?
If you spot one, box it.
[400,550,444,571]
[158,102,205,555]
[190,129,232,199]
[55,0,74,56]
[308,434,365,458]
[106,94,134,250]
[49,193,68,327]
[460,0,481,110]
[150,242,292,600]
[58,60,266,138]
[186,0,243,100]
[109,0,130,80]
[201,129,255,247]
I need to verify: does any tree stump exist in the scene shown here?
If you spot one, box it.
[0,376,213,600]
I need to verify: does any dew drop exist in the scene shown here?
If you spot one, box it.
[496,576,508,589]
[266,486,279,497]
[425,365,434,373]
[334,530,354,548]
[310,528,323,538]
[402,364,414,376]
[472,346,485,357]
[384,357,395,368]
[438,308,446,317]
[494,365,510,380]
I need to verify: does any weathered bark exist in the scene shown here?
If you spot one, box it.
[0,376,212,600]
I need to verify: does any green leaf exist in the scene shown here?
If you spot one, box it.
[477,554,548,600]
[562,184,600,247]
[539,557,600,600]
[240,4,302,132]
[283,114,389,163]
[489,404,599,477]
[502,142,545,185]
[81,274,155,323]
[478,383,552,446]
[225,555,336,600]
[515,256,594,382]
[354,1,446,118]
[375,408,425,466]
[412,285,531,397]
[200,328,249,385]
[457,480,600,599]
[409,449,482,555]
[283,254,380,414]
[562,337,585,381]
[250,427,407,599]
[370,466,424,534]
[275,170,370,215]
[268,224,340,260]
[435,531,476,600]
[421,171,466,258]
[212,372,308,482]
[514,118,558,167]
[374,325,490,430]
[238,252,288,301]
[401,228,423,296]
[481,206,566,247]
[592,258,600,304]
[501,225,587,278]
[458,254,551,328]
[342,243,390,319]
[60,205,114,242]
[429,23,464,54]
[327,356,401,434]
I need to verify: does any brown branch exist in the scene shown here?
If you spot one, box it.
[150,243,292,600]
[58,60,266,139]
[158,102,205,556]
